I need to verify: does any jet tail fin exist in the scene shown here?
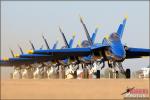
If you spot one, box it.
[80,16,92,45]
[59,27,70,48]
[40,45,43,50]
[76,40,81,48]
[91,27,99,44]
[42,35,50,50]
[17,45,23,54]
[9,48,15,58]
[117,16,127,39]
[29,40,35,50]
[52,40,58,49]
[69,32,76,48]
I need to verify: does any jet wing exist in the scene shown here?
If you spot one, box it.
[0,45,110,66]
[31,45,108,61]
[20,54,53,59]
[33,48,92,57]
[0,58,36,66]
[0,48,93,66]
[0,57,54,66]
[126,47,150,59]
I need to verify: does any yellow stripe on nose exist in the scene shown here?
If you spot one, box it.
[104,35,111,44]
[14,54,20,58]
[27,50,33,54]
[124,15,128,20]
[105,35,109,40]
[2,57,9,61]
[72,32,76,37]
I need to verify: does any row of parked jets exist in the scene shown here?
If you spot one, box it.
[1,16,150,79]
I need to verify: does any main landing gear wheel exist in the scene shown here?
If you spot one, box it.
[125,68,131,79]
[116,71,119,78]
[96,70,100,79]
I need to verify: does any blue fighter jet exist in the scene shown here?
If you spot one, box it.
[27,16,150,78]
[1,16,150,79]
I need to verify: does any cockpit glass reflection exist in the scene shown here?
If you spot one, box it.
[110,32,119,41]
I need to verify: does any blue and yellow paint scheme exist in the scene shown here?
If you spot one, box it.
[1,16,150,67]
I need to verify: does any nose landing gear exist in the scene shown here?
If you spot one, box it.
[107,61,131,79]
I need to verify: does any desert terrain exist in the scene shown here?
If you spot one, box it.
[1,79,149,99]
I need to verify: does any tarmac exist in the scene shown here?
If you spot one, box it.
[1,78,149,99]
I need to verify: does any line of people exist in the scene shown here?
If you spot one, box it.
[10,62,101,79]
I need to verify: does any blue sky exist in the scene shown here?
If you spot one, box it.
[1,1,149,76]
